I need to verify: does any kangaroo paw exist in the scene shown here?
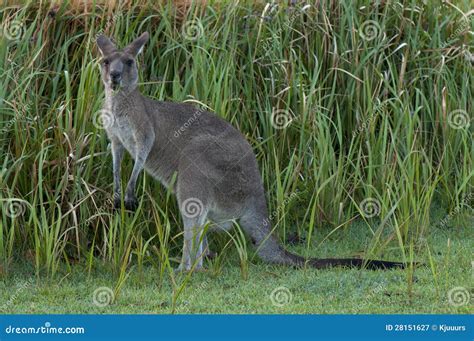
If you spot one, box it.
[124,197,138,211]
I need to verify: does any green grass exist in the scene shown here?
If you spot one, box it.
[0,216,472,314]
[0,0,473,314]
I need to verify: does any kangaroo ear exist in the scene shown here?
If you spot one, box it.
[124,32,149,56]
[97,35,117,56]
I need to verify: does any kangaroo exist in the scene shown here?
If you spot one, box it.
[96,32,405,271]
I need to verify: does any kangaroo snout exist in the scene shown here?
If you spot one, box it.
[110,71,122,89]
[110,71,121,82]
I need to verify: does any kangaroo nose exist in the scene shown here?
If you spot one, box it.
[110,71,121,81]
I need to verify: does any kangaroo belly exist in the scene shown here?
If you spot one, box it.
[119,134,136,156]
[144,146,179,189]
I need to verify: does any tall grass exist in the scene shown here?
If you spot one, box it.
[0,0,472,285]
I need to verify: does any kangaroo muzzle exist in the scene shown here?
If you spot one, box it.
[110,71,122,89]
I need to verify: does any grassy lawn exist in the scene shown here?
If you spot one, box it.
[1,213,472,314]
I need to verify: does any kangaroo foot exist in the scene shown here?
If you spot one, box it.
[124,197,138,211]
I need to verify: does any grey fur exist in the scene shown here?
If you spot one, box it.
[97,32,406,271]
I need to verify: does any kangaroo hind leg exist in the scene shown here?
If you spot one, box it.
[177,196,209,271]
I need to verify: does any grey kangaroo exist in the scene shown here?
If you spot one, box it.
[97,32,405,271]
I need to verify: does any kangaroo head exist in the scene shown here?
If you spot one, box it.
[96,32,149,91]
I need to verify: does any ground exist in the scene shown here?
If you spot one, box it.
[1,216,472,314]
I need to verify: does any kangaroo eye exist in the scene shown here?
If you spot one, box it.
[125,59,133,66]
[102,59,110,66]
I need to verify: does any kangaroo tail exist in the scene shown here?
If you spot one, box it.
[249,228,406,270]
[282,250,406,270]
[240,207,406,270]
[257,239,406,270]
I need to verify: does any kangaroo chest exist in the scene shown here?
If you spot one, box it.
[103,94,138,157]
[108,115,137,156]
